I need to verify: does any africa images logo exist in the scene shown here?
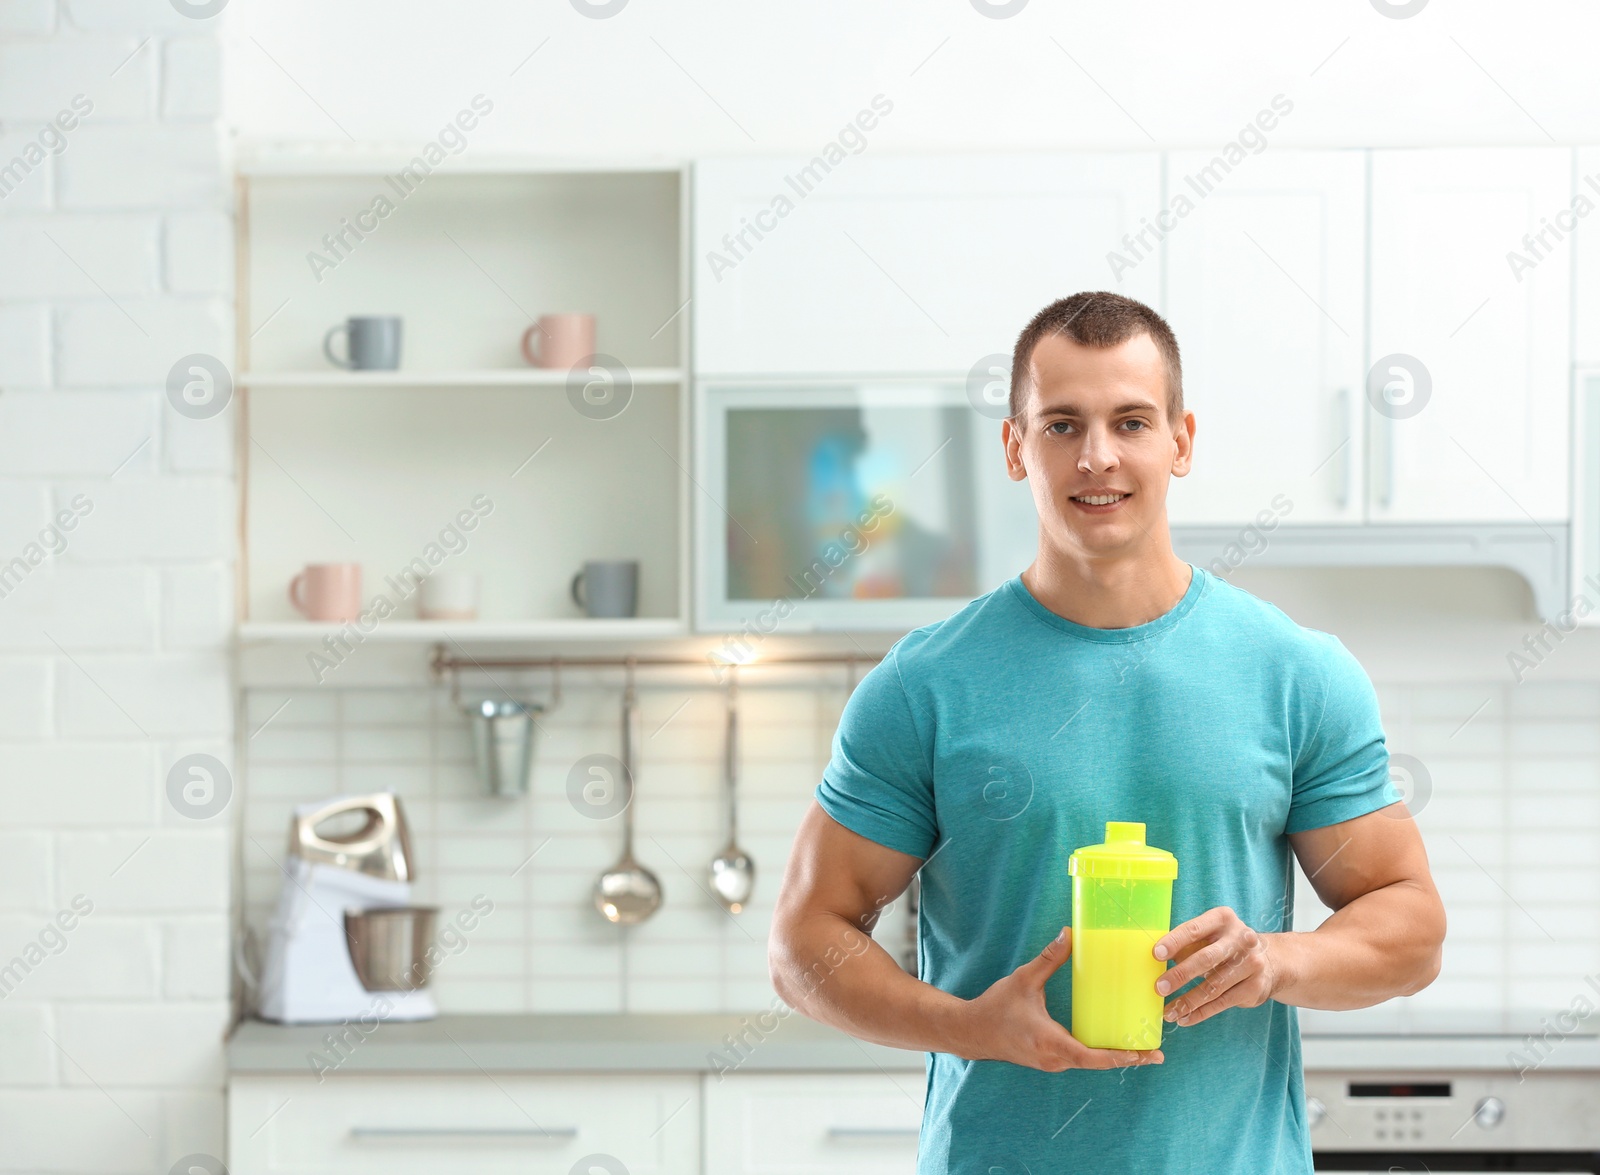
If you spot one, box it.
[167,354,233,419]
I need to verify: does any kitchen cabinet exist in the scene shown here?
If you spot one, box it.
[702,1072,924,1174]
[1571,147,1600,367]
[229,1069,928,1175]
[1164,150,1368,525]
[693,153,1162,376]
[1168,146,1573,528]
[1568,367,1600,624]
[1163,147,1573,613]
[228,1073,701,1174]
[228,146,1587,652]
[235,160,692,644]
[1565,149,1600,623]
[1368,147,1572,523]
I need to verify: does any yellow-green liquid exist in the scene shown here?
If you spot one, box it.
[1071,927,1167,1050]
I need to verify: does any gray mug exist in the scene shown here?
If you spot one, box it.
[324,316,402,370]
[571,560,638,619]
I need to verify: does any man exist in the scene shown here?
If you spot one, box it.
[769,291,1447,1173]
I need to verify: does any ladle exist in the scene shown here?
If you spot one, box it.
[708,671,755,914]
[593,664,662,925]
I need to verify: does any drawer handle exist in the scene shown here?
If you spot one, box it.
[826,1127,920,1141]
[351,1126,579,1142]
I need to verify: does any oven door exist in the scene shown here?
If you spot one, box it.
[1307,1071,1600,1174]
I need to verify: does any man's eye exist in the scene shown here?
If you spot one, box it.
[1123,420,1147,431]
[1046,421,1072,435]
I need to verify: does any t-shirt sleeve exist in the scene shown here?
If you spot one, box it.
[1286,635,1402,835]
[815,649,938,859]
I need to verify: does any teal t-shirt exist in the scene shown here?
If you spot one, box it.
[815,564,1399,1175]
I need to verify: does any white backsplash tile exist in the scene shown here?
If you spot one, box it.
[241,678,1600,1018]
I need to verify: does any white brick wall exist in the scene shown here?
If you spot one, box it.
[55,297,230,386]
[0,660,53,735]
[0,1,232,1171]
[162,210,229,294]
[0,566,158,650]
[0,213,160,298]
[237,678,1600,1024]
[0,481,52,549]
[0,389,157,474]
[0,38,150,119]
[160,39,219,122]
[54,478,233,562]
[0,305,50,382]
[59,124,223,209]
[0,1,56,35]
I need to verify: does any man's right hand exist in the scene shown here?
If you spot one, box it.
[772,808,1168,1067]
[953,926,1166,1071]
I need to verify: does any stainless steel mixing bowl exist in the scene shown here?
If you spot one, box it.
[343,906,440,992]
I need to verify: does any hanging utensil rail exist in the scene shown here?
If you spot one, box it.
[430,646,885,706]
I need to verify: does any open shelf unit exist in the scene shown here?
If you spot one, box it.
[235,161,691,646]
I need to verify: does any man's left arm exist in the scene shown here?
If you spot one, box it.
[1151,804,1447,1026]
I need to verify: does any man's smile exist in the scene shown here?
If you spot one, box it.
[1070,491,1132,512]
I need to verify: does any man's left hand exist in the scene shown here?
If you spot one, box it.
[1151,907,1283,1027]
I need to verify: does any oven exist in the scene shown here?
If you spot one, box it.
[1303,1012,1600,1174]
[692,377,1038,633]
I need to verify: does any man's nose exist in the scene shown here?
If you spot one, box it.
[1078,424,1119,473]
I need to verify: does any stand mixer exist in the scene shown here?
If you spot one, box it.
[257,792,439,1024]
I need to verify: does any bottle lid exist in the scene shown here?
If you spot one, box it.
[1067,821,1178,880]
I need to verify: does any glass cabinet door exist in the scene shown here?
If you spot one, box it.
[697,380,1038,632]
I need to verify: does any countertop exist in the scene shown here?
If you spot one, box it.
[227,1011,1600,1076]
[227,1012,924,1074]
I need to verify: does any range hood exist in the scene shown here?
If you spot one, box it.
[1173,522,1569,620]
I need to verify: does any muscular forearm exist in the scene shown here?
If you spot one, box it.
[1267,878,1445,1011]
[771,911,971,1054]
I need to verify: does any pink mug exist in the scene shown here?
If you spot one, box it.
[289,563,362,622]
[522,313,596,370]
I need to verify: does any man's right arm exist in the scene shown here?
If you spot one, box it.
[769,802,1163,1072]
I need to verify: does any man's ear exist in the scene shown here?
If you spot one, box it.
[1170,410,1195,478]
[1002,417,1028,482]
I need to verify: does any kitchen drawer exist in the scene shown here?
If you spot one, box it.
[703,1072,925,1174]
[228,1074,699,1175]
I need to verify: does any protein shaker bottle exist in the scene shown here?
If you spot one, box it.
[1066,821,1179,1051]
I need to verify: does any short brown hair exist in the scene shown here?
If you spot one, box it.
[1008,291,1183,427]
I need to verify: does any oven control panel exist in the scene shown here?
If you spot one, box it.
[1303,1071,1600,1153]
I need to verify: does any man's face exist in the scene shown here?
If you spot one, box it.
[1001,330,1194,558]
